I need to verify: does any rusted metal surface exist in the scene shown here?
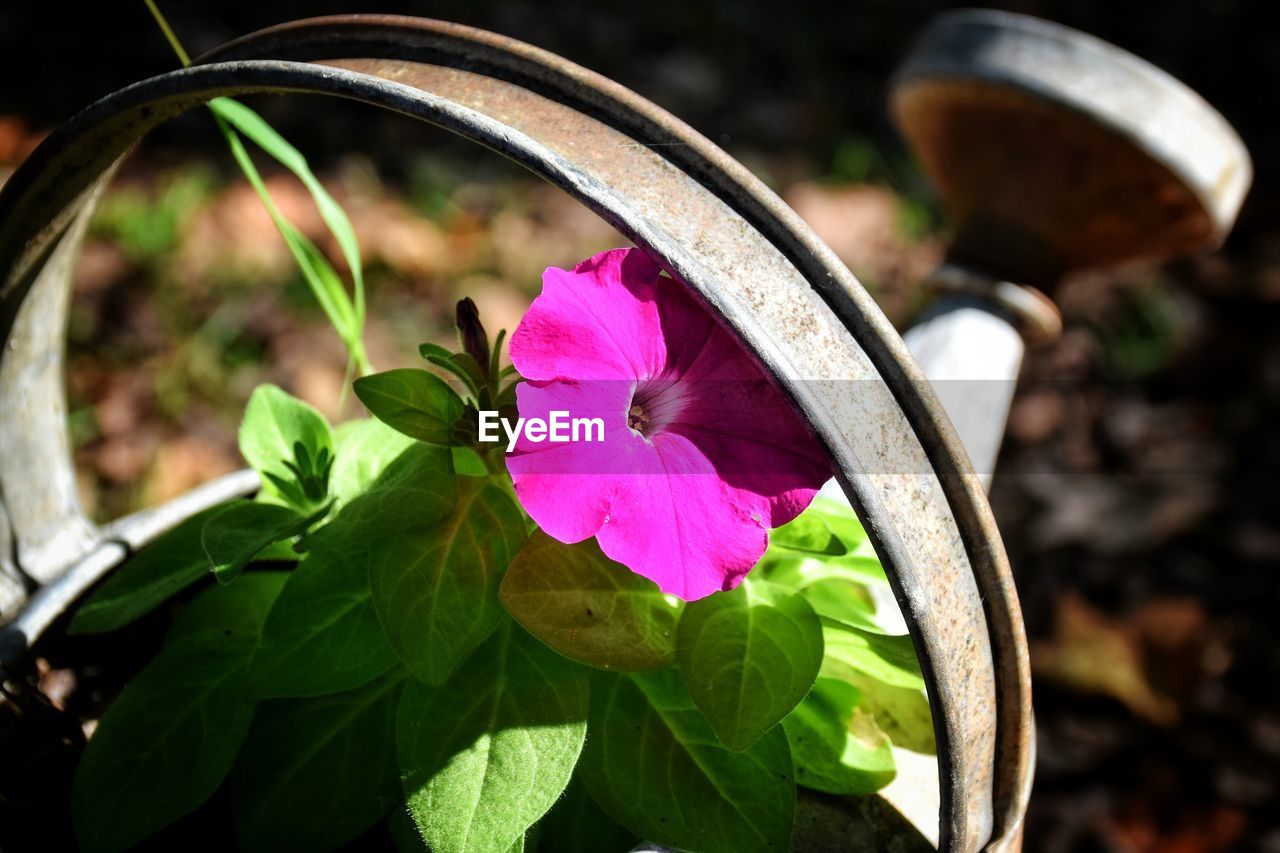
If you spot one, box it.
[0,15,1034,850]
[893,9,1251,284]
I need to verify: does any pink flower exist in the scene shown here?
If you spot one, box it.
[506,248,831,600]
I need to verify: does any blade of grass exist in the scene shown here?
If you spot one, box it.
[143,0,373,378]
[209,98,366,327]
[215,114,371,375]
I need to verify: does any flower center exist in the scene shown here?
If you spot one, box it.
[628,378,689,438]
[627,404,650,433]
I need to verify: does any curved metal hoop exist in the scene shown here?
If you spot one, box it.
[0,16,1031,851]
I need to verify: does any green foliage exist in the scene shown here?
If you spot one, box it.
[354,368,467,446]
[534,777,638,852]
[398,624,588,853]
[239,384,335,510]
[370,479,526,686]
[306,443,458,547]
[677,578,824,751]
[500,532,683,671]
[820,617,926,691]
[580,669,795,852]
[90,167,214,263]
[209,97,370,375]
[229,672,405,851]
[329,418,416,507]
[249,548,399,698]
[72,575,285,853]
[66,306,934,848]
[68,507,225,635]
[784,678,896,795]
[201,500,326,583]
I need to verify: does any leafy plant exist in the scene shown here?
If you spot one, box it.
[68,302,929,852]
[68,12,931,848]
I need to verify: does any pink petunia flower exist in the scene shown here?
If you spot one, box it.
[506,248,831,601]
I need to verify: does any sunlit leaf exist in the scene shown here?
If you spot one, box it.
[579,669,794,852]
[239,384,334,509]
[354,368,466,446]
[800,577,879,627]
[773,498,867,552]
[500,532,682,671]
[819,618,925,691]
[844,673,935,755]
[676,579,823,750]
[370,479,525,686]
[398,625,587,853]
[760,553,887,590]
[329,418,416,508]
[783,677,896,795]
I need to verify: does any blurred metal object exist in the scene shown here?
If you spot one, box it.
[0,15,1032,851]
[892,9,1252,284]
[891,12,1251,849]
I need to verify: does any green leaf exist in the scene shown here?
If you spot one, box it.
[209,98,365,325]
[783,677,896,795]
[165,572,289,647]
[249,549,398,698]
[330,418,417,508]
[370,479,525,686]
[354,368,465,446]
[820,618,925,691]
[676,579,824,750]
[579,669,794,852]
[387,804,429,853]
[202,500,325,583]
[307,443,457,549]
[72,577,283,853]
[212,107,369,373]
[760,552,887,590]
[230,672,404,852]
[800,577,879,627]
[844,673,936,755]
[68,506,226,635]
[769,512,848,556]
[775,497,867,550]
[452,445,489,476]
[398,624,588,853]
[419,342,483,399]
[239,384,335,508]
[500,532,682,671]
[534,776,638,853]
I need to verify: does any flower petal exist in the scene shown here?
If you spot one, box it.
[595,434,770,601]
[505,246,833,601]
[506,379,634,542]
[509,248,666,381]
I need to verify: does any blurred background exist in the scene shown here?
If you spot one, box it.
[2,1,1277,850]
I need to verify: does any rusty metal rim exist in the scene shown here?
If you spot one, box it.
[891,8,1251,244]
[0,16,1031,850]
